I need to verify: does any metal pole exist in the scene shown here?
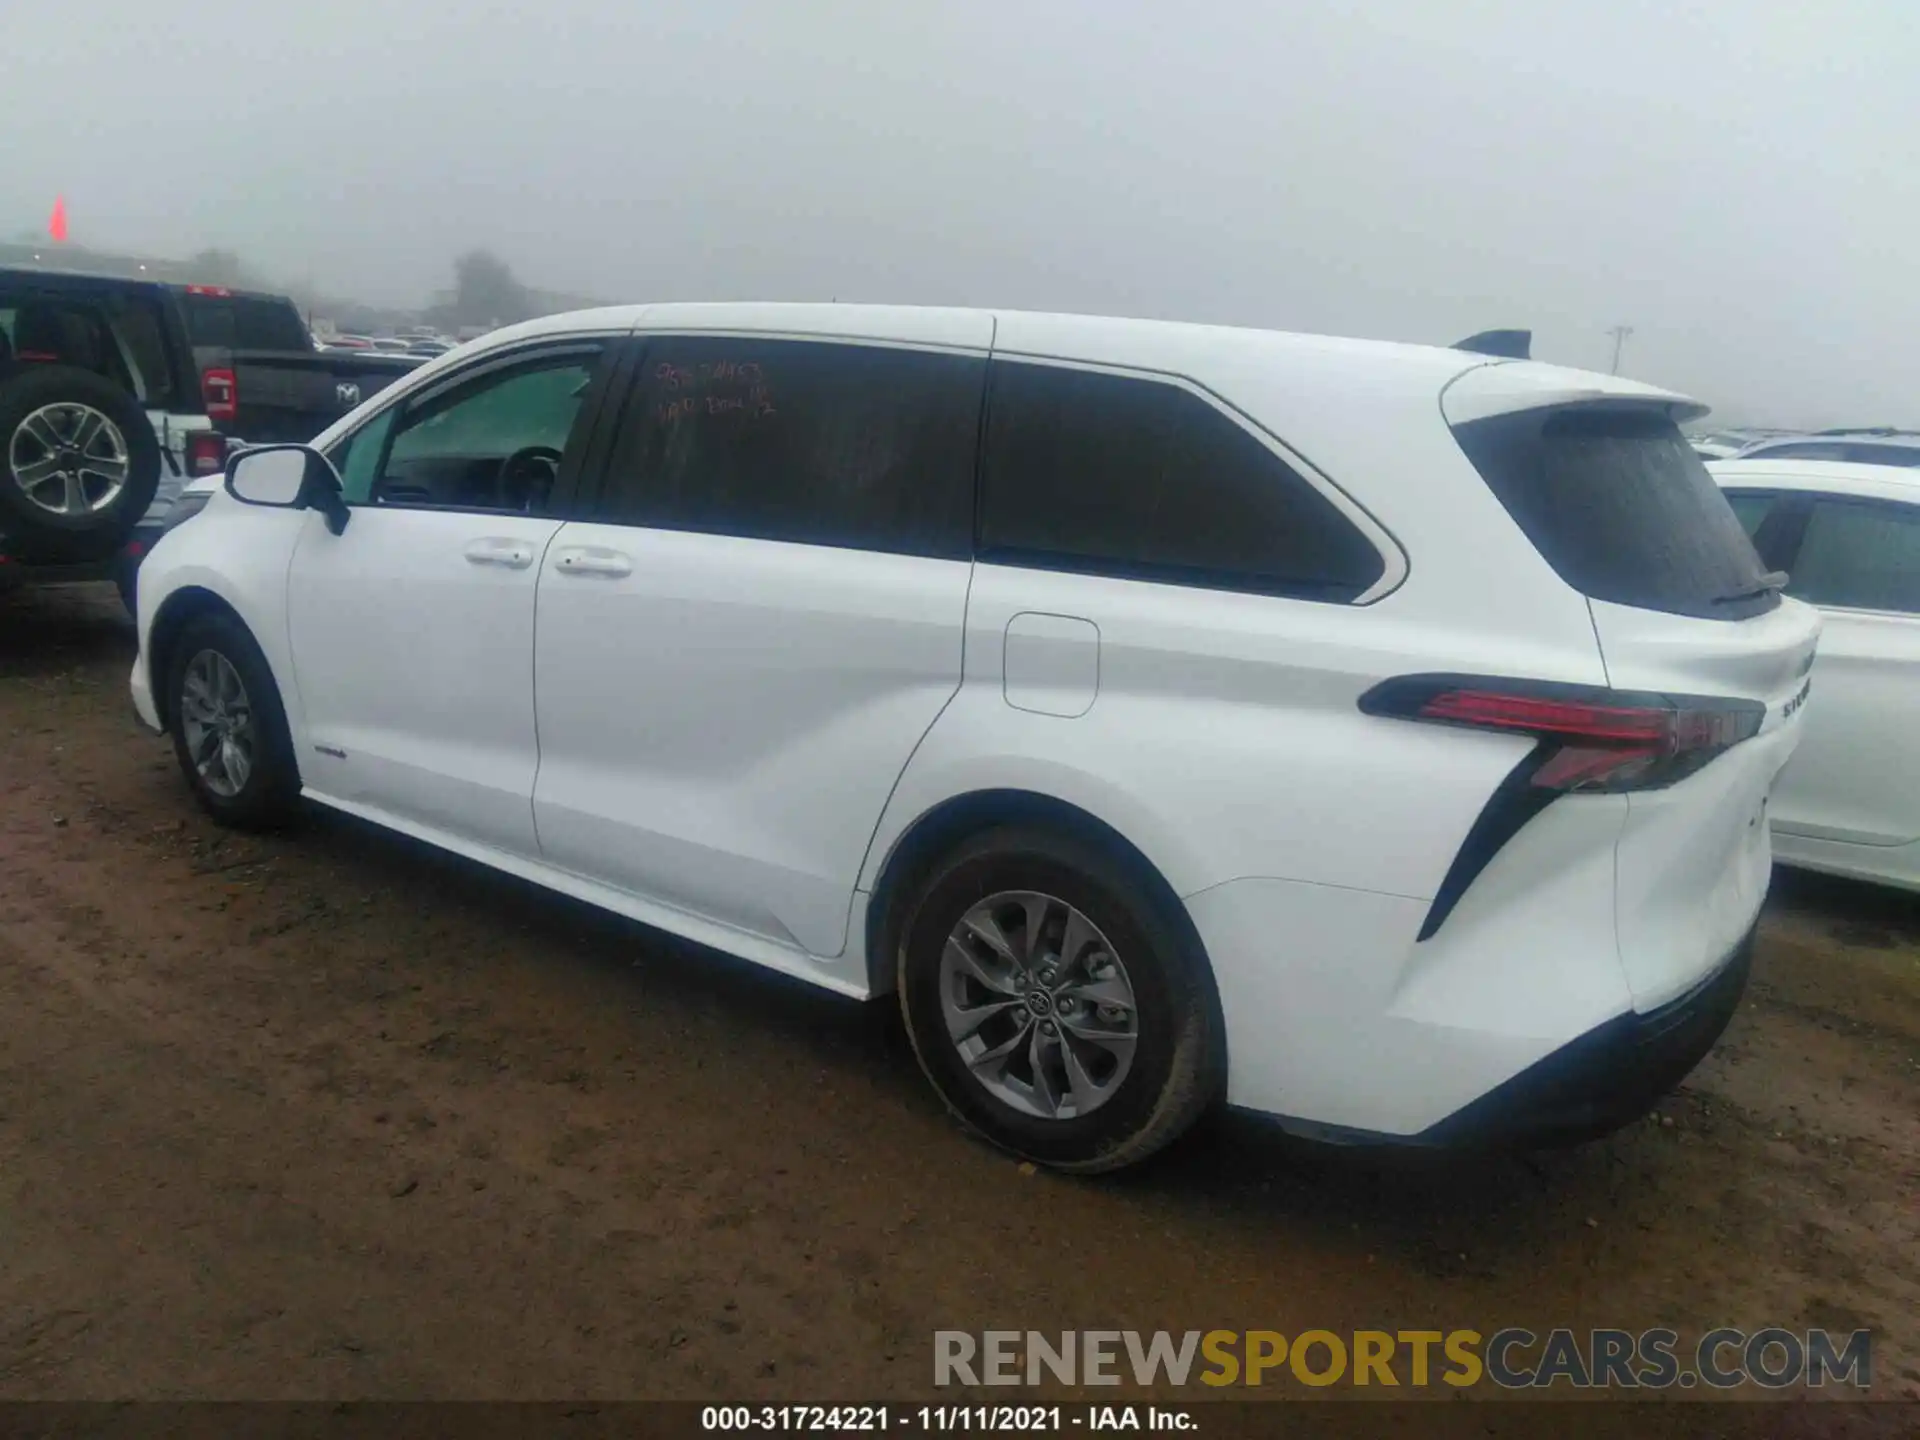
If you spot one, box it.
[1607,325,1634,374]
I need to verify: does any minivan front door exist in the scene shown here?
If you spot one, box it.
[287,341,613,857]
[530,327,989,959]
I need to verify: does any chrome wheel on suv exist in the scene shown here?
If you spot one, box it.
[940,891,1139,1120]
[8,402,131,516]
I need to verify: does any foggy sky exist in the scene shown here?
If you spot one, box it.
[5,0,1915,427]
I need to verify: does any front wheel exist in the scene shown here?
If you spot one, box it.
[164,611,301,829]
[896,827,1225,1173]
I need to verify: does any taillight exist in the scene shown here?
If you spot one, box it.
[186,431,227,477]
[1362,675,1766,941]
[202,368,237,424]
[1359,675,1764,794]
[185,284,233,297]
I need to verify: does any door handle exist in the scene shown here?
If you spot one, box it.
[552,546,633,579]
[464,538,535,569]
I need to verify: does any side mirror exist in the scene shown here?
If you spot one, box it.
[225,444,351,535]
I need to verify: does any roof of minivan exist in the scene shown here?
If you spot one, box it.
[1707,458,1920,504]
[476,302,1700,416]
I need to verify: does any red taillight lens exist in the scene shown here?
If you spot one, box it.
[186,431,227,477]
[1361,675,1764,793]
[202,368,237,423]
[1418,689,1670,743]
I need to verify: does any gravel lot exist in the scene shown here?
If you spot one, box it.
[2,583,1916,1419]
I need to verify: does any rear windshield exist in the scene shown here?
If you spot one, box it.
[1452,406,1778,620]
[183,294,311,352]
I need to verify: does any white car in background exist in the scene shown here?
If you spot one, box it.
[129,303,1818,1170]
[1731,433,1920,469]
[1711,458,1920,891]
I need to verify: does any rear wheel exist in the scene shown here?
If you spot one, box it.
[0,366,161,562]
[164,612,301,830]
[896,827,1224,1173]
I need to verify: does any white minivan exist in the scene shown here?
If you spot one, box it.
[131,304,1819,1171]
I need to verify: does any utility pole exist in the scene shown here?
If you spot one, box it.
[1607,324,1634,374]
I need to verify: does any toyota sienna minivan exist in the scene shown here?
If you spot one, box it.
[130,304,1820,1171]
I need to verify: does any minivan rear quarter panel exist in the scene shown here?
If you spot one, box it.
[864,328,1640,1134]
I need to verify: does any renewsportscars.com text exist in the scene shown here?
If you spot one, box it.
[933,1327,1872,1390]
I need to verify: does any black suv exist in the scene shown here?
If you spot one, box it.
[0,268,228,576]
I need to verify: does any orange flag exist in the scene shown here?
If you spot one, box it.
[48,196,69,243]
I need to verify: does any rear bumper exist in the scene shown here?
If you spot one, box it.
[1265,923,1756,1150]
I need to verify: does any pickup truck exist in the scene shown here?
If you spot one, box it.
[1,267,227,594]
[170,283,424,446]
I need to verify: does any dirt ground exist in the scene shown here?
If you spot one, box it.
[1,582,1916,1416]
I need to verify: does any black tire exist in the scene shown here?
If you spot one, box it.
[896,826,1225,1173]
[0,365,162,563]
[164,610,302,830]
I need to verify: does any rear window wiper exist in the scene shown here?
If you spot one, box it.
[1712,571,1789,605]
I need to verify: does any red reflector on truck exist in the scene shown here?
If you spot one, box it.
[186,431,227,477]
[202,368,237,424]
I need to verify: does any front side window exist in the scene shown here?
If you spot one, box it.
[978,361,1386,600]
[352,348,602,512]
[597,336,983,558]
[325,406,399,503]
[1786,500,1920,613]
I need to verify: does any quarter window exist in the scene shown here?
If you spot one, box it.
[978,361,1385,600]
[1722,490,1777,537]
[597,337,983,558]
[1786,500,1920,613]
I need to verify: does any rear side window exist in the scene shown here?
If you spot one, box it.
[979,361,1385,601]
[100,295,182,409]
[1452,406,1776,619]
[0,288,182,409]
[598,337,983,559]
[1786,500,1920,613]
[183,295,311,352]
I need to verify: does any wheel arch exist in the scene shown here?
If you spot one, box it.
[862,787,1219,1010]
[147,584,252,730]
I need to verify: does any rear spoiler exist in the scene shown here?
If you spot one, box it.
[1452,329,1532,360]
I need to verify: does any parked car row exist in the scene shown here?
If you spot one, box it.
[129,302,1833,1173]
[321,330,455,359]
[1692,425,1920,468]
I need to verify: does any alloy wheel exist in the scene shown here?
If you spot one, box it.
[179,649,254,799]
[8,402,132,516]
[938,890,1140,1120]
